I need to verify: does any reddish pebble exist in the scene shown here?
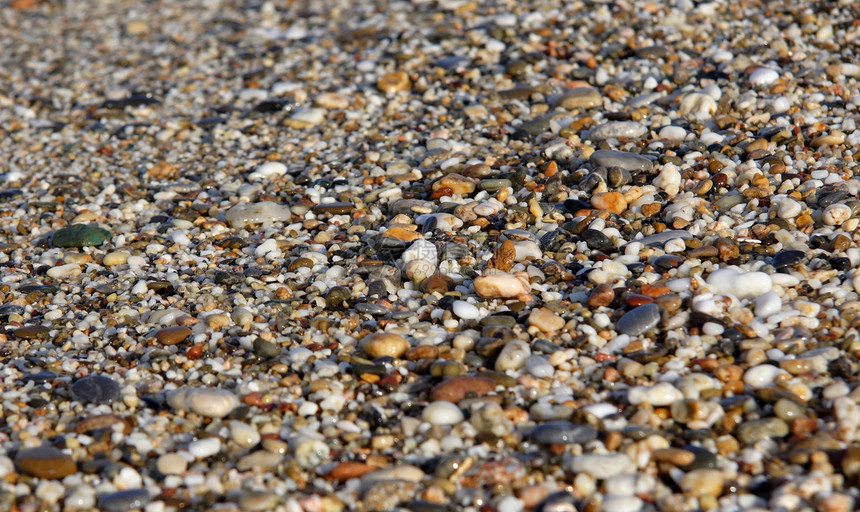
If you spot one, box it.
[431,376,496,403]
[640,284,671,298]
[626,294,654,306]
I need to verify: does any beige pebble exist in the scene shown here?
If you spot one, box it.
[528,308,565,332]
[473,272,531,299]
[362,332,410,359]
[103,251,130,266]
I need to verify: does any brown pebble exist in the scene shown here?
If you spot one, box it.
[405,345,439,361]
[641,203,661,217]
[74,414,133,435]
[153,326,192,345]
[588,283,615,308]
[423,274,454,294]
[13,325,50,340]
[15,446,77,480]
[714,237,739,261]
[494,240,516,273]
[652,448,696,466]
[431,376,496,403]
[376,71,411,93]
[688,245,719,259]
[329,462,375,481]
[655,294,682,313]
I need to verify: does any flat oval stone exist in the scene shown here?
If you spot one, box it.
[13,325,50,340]
[633,230,693,247]
[98,489,151,512]
[431,376,496,403]
[52,224,111,248]
[167,388,239,418]
[152,326,192,345]
[588,121,648,141]
[616,303,661,335]
[71,375,121,405]
[15,446,76,479]
[582,229,613,251]
[312,202,355,215]
[557,87,602,110]
[589,150,653,172]
[531,421,597,445]
[772,250,806,269]
[735,418,789,444]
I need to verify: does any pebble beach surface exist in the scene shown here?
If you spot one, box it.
[1,0,860,511]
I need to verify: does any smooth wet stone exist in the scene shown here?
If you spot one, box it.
[15,446,76,479]
[515,116,551,137]
[167,388,239,418]
[71,375,121,405]
[312,202,355,215]
[531,421,597,445]
[253,337,282,358]
[736,418,789,444]
[557,87,602,110]
[588,121,648,141]
[478,178,512,192]
[422,401,464,425]
[590,150,653,172]
[361,332,410,359]
[98,489,151,512]
[634,230,693,247]
[13,325,50,340]
[52,224,111,248]
[225,202,291,228]
[356,303,390,316]
[582,229,613,251]
[153,326,192,345]
[431,376,496,403]
[616,303,660,335]
[772,250,806,269]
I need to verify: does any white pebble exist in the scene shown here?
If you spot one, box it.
[823,204,851,226]
[743,364,787,389]
[229,421,261,448]
[248,161,287,181]
[679,92,717,120]
[452,300,480,320]
[706,268,772,299]
[755,291,782,317]
[653,163,681,195]
[167,388,240,418]
[778,198,801,219]
[188,437,221,458]
[47,263,81,279]
[495,340,531,371]
[422,401,464,426]
[750,68,779,86]
[627,382,684,406]
[658,125,686,142]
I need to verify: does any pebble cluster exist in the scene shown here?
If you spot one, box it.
[1,0,860,511]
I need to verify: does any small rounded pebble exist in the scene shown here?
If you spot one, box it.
[422,401,464,426]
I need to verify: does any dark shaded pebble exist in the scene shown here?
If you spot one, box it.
[530,421,597,445]
[616,303,661,335]
[71,375,121,405]
[98,489,152,512]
